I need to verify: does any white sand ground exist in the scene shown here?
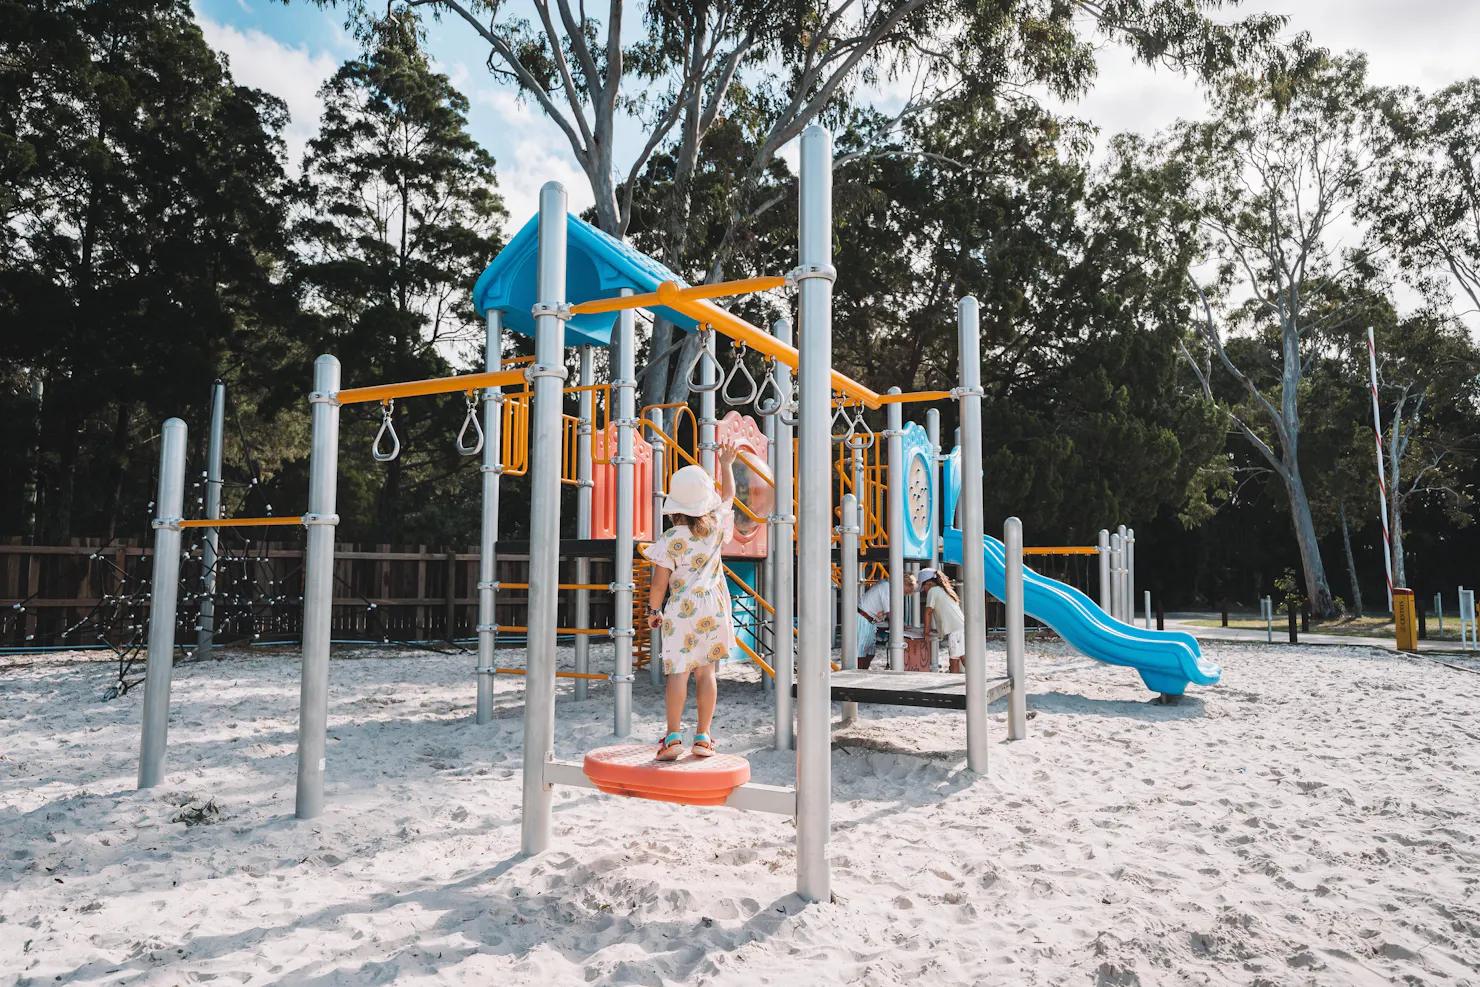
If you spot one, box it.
[2,639,1478,986]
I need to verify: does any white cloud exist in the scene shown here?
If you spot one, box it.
[196,13,338,170]
[471,88,593,227]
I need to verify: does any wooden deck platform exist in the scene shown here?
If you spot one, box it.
[792,669,1012,710]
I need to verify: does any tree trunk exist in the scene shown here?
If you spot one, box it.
[1386,407,1408,589]
[1282,463,1334,616]
[1338,501,1364,617]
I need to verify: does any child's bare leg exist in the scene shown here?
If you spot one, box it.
[664,667,689,736]
[695,662,718,735]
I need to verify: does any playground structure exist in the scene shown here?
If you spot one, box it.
[133,126,1220,903]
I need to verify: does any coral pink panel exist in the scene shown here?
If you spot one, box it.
[591,424,653,541]
[717,412,772,558]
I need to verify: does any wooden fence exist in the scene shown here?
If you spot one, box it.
[0,537,613,649]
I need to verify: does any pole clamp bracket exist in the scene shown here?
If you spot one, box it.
[525,364,570,382]
[151,517,183,531]
[308,391,340,406]
[609,455,639,465]
[577,421,593,436]
[476,623,500,633]
[483,392,505,405]
[542,750,557,791]
[610,378,638,390]
[767,513,797,524]
[479,464,504,475]
[608,672,636,682]
[696,441,720,451]
[576,479,595,489]
[880,429,906,438]
[787,263,838,285]
[474,665,500,674]
[608,581,636,593]
[834,525,861,535]
[611,417,642,428]
[477,580,499,590]
[300,513,339,526]
[531,302,572,322]
[950,385,985,399]
[608,628,636,640]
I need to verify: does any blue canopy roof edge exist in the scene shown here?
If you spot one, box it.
[472,212,699,348]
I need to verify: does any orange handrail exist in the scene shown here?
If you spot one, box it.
[733,637,776,678]
[568,275,789,316]
[1023,547,1100,555]
[178,516,301,529]
[336,368,525,405]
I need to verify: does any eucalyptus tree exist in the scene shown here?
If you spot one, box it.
[313,0,1296,410]
[1165,55,1378,616]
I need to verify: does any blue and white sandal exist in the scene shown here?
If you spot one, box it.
[655,731,685,761]
[690,733,716,757]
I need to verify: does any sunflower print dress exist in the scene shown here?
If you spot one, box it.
[642,500,736,674]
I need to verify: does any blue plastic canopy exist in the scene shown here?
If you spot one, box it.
[472,213,699,347]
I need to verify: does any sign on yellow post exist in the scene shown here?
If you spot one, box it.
[1393,588,1418,651]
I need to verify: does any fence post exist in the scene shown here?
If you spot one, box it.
[138,418,187,789]
[1004,517,1027,741]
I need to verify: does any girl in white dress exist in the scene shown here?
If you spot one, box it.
[644,440,739,760]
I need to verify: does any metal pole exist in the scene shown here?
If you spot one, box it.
[521,181,568,855]
[1367,328,1394,611]
[1126,527,1136,625]
[476,311,504,725]
[574,344,594,700]
[1004,517,1027,741]
[1144,590,1152,630]
[839,493,859,725]
[794,124,832,903]
[196,381,225,659]
[1110,533,1123,623]
[762,408,777,695]
[648,405,665,689]
[1435,592,1443,640]
[138,418,187,789]
[1117,524,1128,622]
[957,295,989,774]
[1097,529,1111,613]
[294,355,341,818]
[926,410,942,671]
[772,317,795,751]
[700,331,718,474]
[885,389,904,671]
[612,292,637,736]
[1265,596,1273,643]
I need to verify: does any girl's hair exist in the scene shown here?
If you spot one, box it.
[671,512,717,539]
[925,571,960,604]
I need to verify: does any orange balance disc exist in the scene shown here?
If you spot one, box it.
[582,745,751,806]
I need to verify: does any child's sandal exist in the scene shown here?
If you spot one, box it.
[655,731,685,761]
[691,733,715,757]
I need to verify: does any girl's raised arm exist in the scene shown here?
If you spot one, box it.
[717,438,739,502]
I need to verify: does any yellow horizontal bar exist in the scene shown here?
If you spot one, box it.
[179,516,301,529]
[877,390,953,405]
[733,637,775,679]
[658,284,885,409]
[1023,547,1100,556]
[337,368,525,405]
[495,583,609,591]
[568,275,788,316]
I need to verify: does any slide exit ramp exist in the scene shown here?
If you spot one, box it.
[942,528,1221,695]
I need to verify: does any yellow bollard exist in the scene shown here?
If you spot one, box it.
[1394,588,1418,651]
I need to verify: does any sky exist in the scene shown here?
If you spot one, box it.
[195,0,1480,261]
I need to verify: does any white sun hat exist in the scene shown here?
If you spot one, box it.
[662,464,722,516]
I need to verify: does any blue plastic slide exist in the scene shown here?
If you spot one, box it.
[942,528,1221,695]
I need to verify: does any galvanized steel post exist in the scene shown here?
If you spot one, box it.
[648,405,666,689]
[476,311,504,725]
[886,389,905,671]
[1110,532,1124,623]
[574,344,594,700]
[196,382,225,659]
[795,125,833,902]
[957,296,990,774]
[1098,528,1111,614]
[926,408,941,670]
[612,292,637,736]
[1126,527,1136,625]
[1004,517,1027,741]
[839,493,859,725]
[138,418,187,789]
[772,318,796,750]
[762,408,777,695]
[1117,524,1129,622]
[521,182,569,855]
[700,331,717,474]
[295,355,341,818]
